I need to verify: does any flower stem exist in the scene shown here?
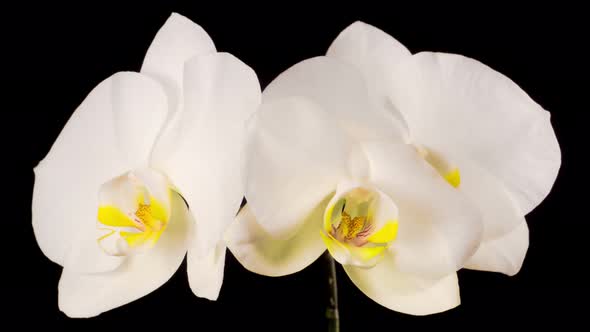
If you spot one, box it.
[324,251,340,332]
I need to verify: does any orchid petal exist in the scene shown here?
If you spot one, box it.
[327,21,411,136]
[361,141,482,279]
[152,52,260,256]
[344,251,460,315]
[458,157,525,240]
[244,96,350,240]
[388,52,561,215]
[187,241,227,301]
[465,221,529,276]
[226,201,328,277]
[263,56,405,143]
[141,13,215,113]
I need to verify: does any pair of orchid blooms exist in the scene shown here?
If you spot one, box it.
[33,13,561,317]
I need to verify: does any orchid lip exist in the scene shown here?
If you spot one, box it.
[96,168,172,256]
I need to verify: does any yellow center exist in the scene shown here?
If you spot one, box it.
[340,211,368,240]
[321,187,399,267]
[97,191,169,254]
[135,204,152,225]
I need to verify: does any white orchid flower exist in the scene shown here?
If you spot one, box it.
[226,22,560,315]
[32,13,260,317]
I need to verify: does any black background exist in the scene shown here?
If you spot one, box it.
[8,2,587,330]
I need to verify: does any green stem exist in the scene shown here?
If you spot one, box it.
[325,252,340,332]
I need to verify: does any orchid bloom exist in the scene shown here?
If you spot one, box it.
[32,13,260,317]
[226,22,560,315]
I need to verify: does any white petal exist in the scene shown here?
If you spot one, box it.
[361,142,482,279]
[187,241,226,300]
[459,157,530,277]
[244,96,350,239]
[225,201,328,277]
[58,192,192,318]
[141,13,215,113]
[344,252,460,315]
[327,21,411,136]
[459,157,525,240]
[111,75,169,168]
[464,221,529,276]
[263,56,405,143]
[388,52,561,215]
[152,53,261,256]
[33,72,168,266]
